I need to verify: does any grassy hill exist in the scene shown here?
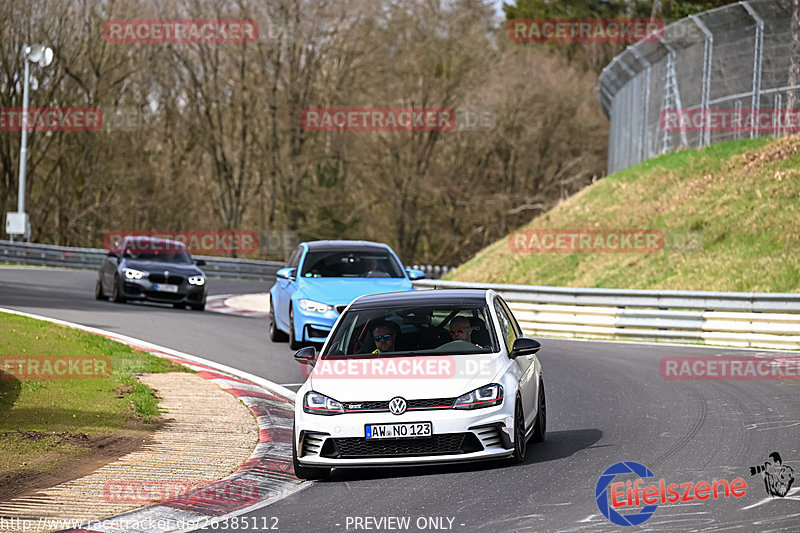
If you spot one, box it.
[449,136,800,292]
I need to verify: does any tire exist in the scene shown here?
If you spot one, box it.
[289,305,302,350]
[531,380,546,443]
[111,275,126,303]
[269,297,288,342]
[95,276,106,300]
[292,425,330,480]
[510,398,527,464]
[190,301,205,311]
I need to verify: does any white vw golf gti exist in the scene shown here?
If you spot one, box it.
[292,289,546,479]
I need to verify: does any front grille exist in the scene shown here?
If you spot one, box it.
[144,290,184,300]
[324,433,482,458]
[344,401,388,412]
[409,398,455,410]
[344,397,455,413]
[148,274,184,284]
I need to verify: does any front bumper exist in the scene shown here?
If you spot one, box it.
[120,278,206,305]
[294,306,339,343]
[295,403,515,467]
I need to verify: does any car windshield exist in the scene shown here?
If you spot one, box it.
[300,250,405,278]
[124,247,193,264]
[322,304,498,357]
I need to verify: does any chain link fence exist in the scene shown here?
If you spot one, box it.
[599,0,800,174]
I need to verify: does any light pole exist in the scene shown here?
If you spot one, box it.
[5,43,53,242]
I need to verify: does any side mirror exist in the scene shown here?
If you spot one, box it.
[509,338,541,359]
[195,259,206,266]
[276,267,296,280]
[406,268,426,280]
[294,346,317,364]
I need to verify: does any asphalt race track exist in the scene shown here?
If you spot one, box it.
[1,267,798,532]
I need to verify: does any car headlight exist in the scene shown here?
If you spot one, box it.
[124,268,145,280]
[303,391,344,415]
[188,275,205,286]
[453,384,504,410]
[298,299,333,313]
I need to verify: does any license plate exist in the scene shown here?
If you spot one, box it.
[365,422,432,439]
[154,283,179,293]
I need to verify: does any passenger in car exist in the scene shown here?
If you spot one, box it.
[449,316,475,343]
[361,257,390,278]
[372,321,399,353]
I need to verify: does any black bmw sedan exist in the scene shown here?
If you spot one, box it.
[95,236,207,310]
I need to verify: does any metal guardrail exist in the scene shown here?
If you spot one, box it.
[0,240,454,281]
[414,279,800,350]
[0,240,283,282]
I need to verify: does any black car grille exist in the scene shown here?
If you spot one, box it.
[144,290,184,300]
[148,273,184,284]
[322,433,482,458]
[344,397,455,413]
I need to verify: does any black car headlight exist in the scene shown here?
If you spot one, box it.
[188,275,205,286]
[453,384,503,410]
[303,391,344,415]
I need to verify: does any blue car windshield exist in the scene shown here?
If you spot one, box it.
[300,250,405,278]
[322,304,498,357]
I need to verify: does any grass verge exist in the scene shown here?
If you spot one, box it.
[449,135,800,292]
[0,312,191,494]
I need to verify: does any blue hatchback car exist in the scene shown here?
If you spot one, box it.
[269,240,425,349]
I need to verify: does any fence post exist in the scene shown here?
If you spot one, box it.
[741,1,764,139]
[689,14,713,147]
[630,47,651,163]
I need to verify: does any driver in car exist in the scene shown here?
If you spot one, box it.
[372,321,399,353]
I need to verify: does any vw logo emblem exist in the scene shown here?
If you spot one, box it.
[388,397,407,415]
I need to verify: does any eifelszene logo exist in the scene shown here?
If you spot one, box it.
[595,461,748,526]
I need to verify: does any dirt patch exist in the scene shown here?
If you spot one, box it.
[0,430,152,502]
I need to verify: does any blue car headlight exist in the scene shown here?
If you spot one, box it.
[453,384,503,410]
[124,268,145,280]
[298,299,333,313]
